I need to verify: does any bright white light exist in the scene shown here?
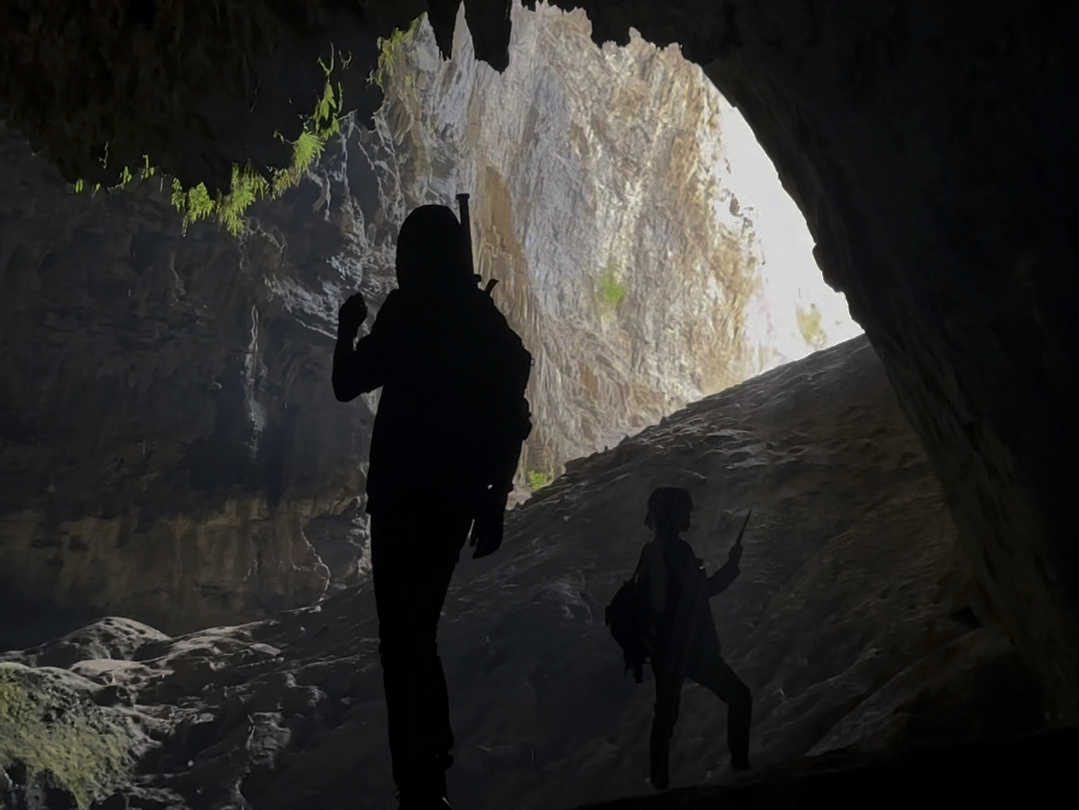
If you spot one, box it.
[716,98,863,370]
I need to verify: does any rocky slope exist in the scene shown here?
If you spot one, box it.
[0,338,1043,810]
[0,5,853,636]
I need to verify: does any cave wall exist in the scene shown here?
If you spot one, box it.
[0,123,368,633]
[0,0,1076,716]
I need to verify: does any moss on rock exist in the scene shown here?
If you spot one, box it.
[0,663,137,809]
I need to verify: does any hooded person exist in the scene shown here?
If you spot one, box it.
[333,204,532,809]
[634,486,752,788]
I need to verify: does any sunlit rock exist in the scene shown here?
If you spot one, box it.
[362,5,858,480]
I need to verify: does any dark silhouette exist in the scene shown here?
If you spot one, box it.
[333,204,531,809]
[633,487,752,788]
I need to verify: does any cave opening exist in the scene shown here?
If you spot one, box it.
[301,3,868,589]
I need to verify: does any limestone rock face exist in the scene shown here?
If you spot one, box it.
[0,338,1043,810]
[360,4,804,480]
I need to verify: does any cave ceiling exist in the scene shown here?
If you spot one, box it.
[1,0,1077,719]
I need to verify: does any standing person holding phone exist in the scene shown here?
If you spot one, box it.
[634,487,752,789]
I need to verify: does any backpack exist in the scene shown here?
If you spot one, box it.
[605,562,652,683]
[472,285,532,482]
[462,284,533,556]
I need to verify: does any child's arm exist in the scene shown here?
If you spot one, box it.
[707,541,742,596]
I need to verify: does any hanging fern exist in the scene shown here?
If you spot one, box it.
[71,46,350,237]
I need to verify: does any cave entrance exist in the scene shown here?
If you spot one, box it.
[367,3,861,493]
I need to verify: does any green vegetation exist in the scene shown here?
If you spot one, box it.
[73,48,349,236]
[168,48,347,235]
[0,663,136,809]
[527,469,554,491]
[371,15,425,90]
[68,16,425,238]
[795,303,828,350]
[595,259,627,308]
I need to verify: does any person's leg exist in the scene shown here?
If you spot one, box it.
[686,650,752,770]
[371,514,412,793]
[404,536,461,796]
[649,660,683,789]
[372,508,471,802]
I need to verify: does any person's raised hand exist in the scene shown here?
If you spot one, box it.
[338,293,368,336]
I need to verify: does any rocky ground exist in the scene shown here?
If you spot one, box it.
[0,337,1045,809]
[579,726,1078,809]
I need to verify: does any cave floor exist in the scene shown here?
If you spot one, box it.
[579,727,1077,808]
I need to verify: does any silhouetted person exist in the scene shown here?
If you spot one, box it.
[333,204,531,809]
[635,487,751,788]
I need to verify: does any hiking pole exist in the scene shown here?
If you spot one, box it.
[457,191,498,293]
[456,192,473,274]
